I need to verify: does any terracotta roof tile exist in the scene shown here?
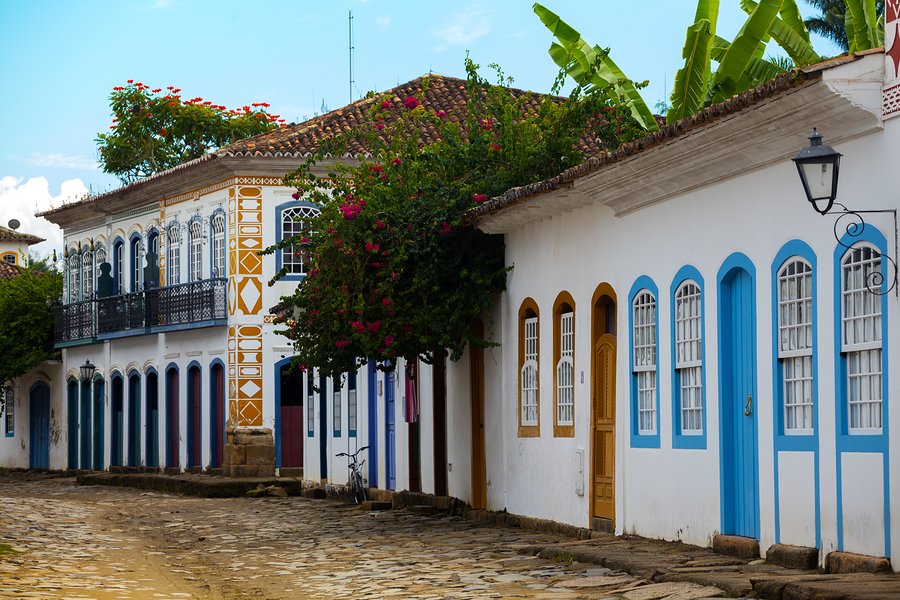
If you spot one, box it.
[0,225,44,245]
[0,261,21,281]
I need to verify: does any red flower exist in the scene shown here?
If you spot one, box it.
[381,100,391,109]
[479,119,493,131]
[127,79,133,83]
[472,193,488,203]
[403,96,419,109]
[489,143,501,152]
[365,241,380,253]
[382,298,393,306]
[367,321,382,333]
[436,110,447,117]
[374,219,386,230]
[384,335,395,347]
[374,123,385,131]
[335,339,351,348]
[439,221,451,236]
[391,158,402,166]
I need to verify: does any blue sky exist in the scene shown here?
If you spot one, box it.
[0,0,840,254]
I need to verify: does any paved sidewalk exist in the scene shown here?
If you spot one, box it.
[11,471,900,599]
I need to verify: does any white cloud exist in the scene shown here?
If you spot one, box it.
[375,16,391,30]
[0,176,88,259]
[19,152,98,170]
[432,6,491,50]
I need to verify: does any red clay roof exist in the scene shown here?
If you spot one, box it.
[0,261,21,281]
[0,225,44,245]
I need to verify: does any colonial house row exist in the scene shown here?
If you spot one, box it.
[5,39,900,572]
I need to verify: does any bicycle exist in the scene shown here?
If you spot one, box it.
[336,445,368,503]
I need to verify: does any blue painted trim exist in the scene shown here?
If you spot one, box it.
[628,275,661,449]
[333,375,342,438]
[66,376,78,469]
[716,252,760,540]
[109,372,125,468]
[348,370,358,438]
[275,200,320,281]
[128,232,142,293]
[273,357,292,469]
[112,238,124,294]
[670,265,708,450]
[92,375,105,471]
[832,225,890,556]
[54,338,100,349]
[166,221,180,285]
[208,209,227,279]
[144,367,159,469]
[151,319,227,334]
[770,240,820,548]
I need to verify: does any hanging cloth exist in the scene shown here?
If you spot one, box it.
[404,359,419,423]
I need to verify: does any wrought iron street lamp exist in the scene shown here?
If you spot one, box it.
[79,360,96,382]
[792,128,842,214]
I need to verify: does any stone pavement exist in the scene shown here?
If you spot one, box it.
[1,473,899,599]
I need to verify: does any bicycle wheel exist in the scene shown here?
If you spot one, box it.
[352,471,366,503]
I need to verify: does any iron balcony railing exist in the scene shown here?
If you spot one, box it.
[54,278,227,343]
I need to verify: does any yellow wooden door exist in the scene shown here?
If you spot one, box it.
[592,333,616,522]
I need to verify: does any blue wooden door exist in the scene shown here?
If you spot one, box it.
[93,379,105,470]
[367,361,378,488]
[318,374,328,479]
[80,381,92,469]
[29,382,50,469]
[385,369,397,490]
[127,374,141,467]
[111,376,124,467]
[146,373,159,468]
[719,265,759,539]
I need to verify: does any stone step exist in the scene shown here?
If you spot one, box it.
[766,543,818,570]
[825,551,892,574]
[712,534,759,560]
[359,500,392,512]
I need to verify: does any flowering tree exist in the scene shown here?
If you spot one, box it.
[266,61,642,379]
[97,81,284,183]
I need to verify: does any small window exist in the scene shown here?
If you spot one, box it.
[841,245,883,433]
[281,205,321,276]
[632,290,657,436]
[130,236,141,292]
[553,294,575,436]
[82,250,93,300]
[68,252,80,302]
[211,213,226,278]
[333,378,342,436]
[113,240,124,294]
[167,224,181,286]
[518,299,540,436]
[674,281,703,435]
[778,258,814,434]
[348,371,358,437]
[189,220,203,282]
[307,370,315,436]
[4,386,13,437]
[1,253,15,265]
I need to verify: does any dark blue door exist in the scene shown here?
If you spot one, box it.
[318,374,327,479]
[80,381,92,469]
[29,382,50,469]
[719,264,759,539]
[127,374,141,467]
[367,361,378,487]
[66,379,77,469]
[385,369,396,490]
[93,379,105,470]
[111,376,124,466]
[146,372,159,468]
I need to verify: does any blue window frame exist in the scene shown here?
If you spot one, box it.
[629,276,660,448]
[129,233,141,292]
[348,370,358,437]
[276,200,321,281]
[333,376,342,437]
[112,238,124,294]
[670,266,707,449]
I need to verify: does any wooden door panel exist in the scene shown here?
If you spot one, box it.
[592,334,616,521]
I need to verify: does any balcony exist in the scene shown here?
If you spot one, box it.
[54,278,227,346]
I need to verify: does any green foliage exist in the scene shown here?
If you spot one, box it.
[265,61,643,379]
[533,2,660,132]
[804,1,884,52]
[97,81,282,184]
[0,267,62,386]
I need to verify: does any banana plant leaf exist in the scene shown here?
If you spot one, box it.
[668,18,715,123]
[740,0,820,66]
[707,0,782,105]
[845,0,879,51]
[534,2,659,132]
[710,36,785,87]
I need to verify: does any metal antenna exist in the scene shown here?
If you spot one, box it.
[349,10,355,103]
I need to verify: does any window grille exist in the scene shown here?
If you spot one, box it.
[211,214,226,278]
[348,371,357,436]
[632,291,657,434]
[167,225,180,285]
[333,379,342,436]
[69,253,80,302]
[842,246,882,432]
[282,205,321,275]
[189,221,203,282]
[520,316,539,426]
[81,251,93,300]
[778,259,814,433]
[556,310,574,426]
[95,245,106,267]
[130,237,141,291]
[1,253,15,265]
[114,242,123,294]
[675,281,702,434]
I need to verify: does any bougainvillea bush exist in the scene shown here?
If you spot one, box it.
[266,60,644,379]
[97,81,284,183]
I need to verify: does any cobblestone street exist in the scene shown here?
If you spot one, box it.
[0,475,729,600]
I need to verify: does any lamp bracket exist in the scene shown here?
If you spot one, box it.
[825,204,899,297]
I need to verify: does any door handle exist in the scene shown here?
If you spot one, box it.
[744,393,753,416]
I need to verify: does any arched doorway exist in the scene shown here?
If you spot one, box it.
[591,283,617,532]
[29,381,51,469]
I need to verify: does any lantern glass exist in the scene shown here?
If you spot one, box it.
[80,360,96,382]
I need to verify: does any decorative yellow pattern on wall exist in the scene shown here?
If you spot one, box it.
[228,325,264,426]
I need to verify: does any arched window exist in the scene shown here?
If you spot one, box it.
[211,212,226,278]
[674,280,703,435]
[68,251,80,302]
[130,235,141,292]
[280,204,321,277]
[840,244,883,432]
[777,258,814,433]
[81,250,94,299]
[113,239,124,294]
[631,286,658,438]
[95,244,107,267]
[189,219,203,282]
[553,293,575,436]
[1,253,15,265]
[167,223,180,286]
[518,298,540,436]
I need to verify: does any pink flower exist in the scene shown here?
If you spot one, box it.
[381,100,391,109]
[300,237,311,244]
[489,143,501,152]
[439,221,452,235]
[382,298,393,306]
[339,202,362,219]
[335,339,351,348]
[391,158,402,166]
[351,320,366,333]
[479,119,493,130]
[403,96,419,109]
[384,334,395,347]
[365,241,380,253]
[291,188,302,200]
[374,219,386,230]
[374,122,385,131]
[436,110,447,117]
[472,193,488,203]
[367,321,382,333]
